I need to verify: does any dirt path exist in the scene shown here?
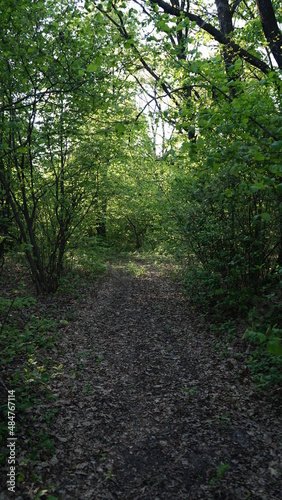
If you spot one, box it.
[16,261,282,498]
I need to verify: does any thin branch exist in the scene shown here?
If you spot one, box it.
[94,2,173,98]
[230,0,242,16]
[143,0,271,74]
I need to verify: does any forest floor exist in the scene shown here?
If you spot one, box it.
[1,256,282,499]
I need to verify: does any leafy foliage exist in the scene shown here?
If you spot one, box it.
[0,290,60,471]
[0,0,281,389]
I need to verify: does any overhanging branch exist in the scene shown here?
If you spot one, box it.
[141,0,271,74]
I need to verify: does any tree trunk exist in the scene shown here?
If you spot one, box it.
[215,0,233,35]
[215,1,235,72]
[255,0,282,69]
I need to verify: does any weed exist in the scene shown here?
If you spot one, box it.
[17,472,25,483]
[215,413,232,429]
[180,266,253,316]
[210,320,237,339]
[216,462,230,479]
[210,462,231,484]
[105,469,115,481]
[183,385,198,396]
[65,310,77,321]
[82,384,92,394]
[43,409,58,426]
[212,340,231,358]
[243,324,282,390]
[244,324,282,357]
[122,260,147,276]
[0,290,61,489]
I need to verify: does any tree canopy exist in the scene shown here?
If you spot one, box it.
[1,3,282,494]
[0,0,281,331]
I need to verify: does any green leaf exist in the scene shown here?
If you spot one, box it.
[181,142,190,153]
[234,59,242,70]
[196,137,204,148]
[124,40,134,48]
[86,57,103,72]
[86,62,98,72]
[261,212,271,222]
[271,140,282,151]
[276,183,282,196]
[253,152,265,161]
[225,188,233,198]
[158,20,170,33]
[256,332,267,342]
[190,62,198,73]
[114,123,126,133]
[206,156,214,168]
[41,372,50,383]
[22,243,33,252]
[267,340,282,356]
[249,184,261,193]
[176,21,184,31]
[268,164,282,174]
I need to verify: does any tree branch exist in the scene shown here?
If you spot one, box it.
[142,0,271,74]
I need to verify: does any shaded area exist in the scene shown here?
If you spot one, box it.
[1,260,281,499]
[41,262,281,499]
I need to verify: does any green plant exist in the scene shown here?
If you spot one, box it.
[212,340,231,358]
[247,349,282,391]
[0,290,61,492]
[215,413,232,429]
[83,384,92,394]
[183,385,198,396]
[96,355,104,365]
[216,462,230,480]
[210,460,231,484]
[243,324,282,390]
[43,409,58,427]
[210,320,237,339]
[243,325,282,357]
[105,469,115,481]
[27,431,55,461]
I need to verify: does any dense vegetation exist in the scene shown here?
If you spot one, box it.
[1,0,282,465]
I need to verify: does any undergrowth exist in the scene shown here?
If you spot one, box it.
[0,287,62,496]
[179,263,282,393]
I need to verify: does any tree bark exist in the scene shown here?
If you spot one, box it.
[215,0,233,35]
[214,0,237,82]
[255,0,282,69]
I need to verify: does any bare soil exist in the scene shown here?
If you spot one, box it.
[1,258,281,499]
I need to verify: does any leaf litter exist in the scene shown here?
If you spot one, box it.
[1,260,281,499]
